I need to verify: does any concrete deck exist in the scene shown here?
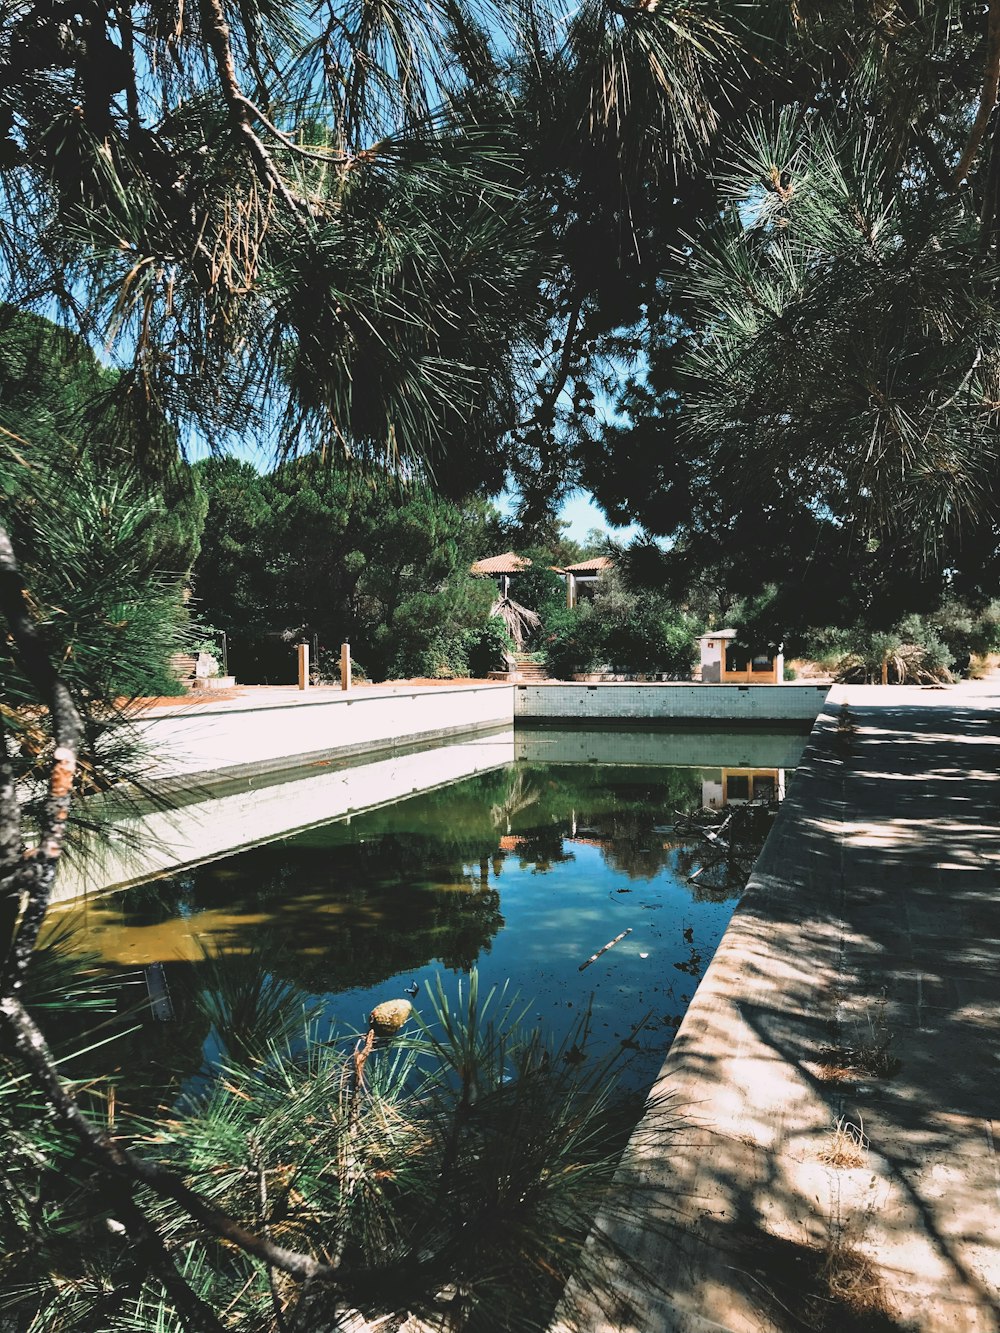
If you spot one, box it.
[553,682,1000,1333]
[133,680,510,718]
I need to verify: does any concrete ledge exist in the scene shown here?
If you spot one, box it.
[515,683,830,725]
[553,682,1000,1333]
[132,683,515,781]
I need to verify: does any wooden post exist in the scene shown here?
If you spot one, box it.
[297,641,309,690]
[340,642,352,692]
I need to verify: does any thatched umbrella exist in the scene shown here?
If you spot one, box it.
[490,595,541,651]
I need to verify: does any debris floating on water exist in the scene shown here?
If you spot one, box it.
[579,928,632,971]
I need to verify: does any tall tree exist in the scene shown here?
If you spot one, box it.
[193,457,502,680]
[591,4,1000,631]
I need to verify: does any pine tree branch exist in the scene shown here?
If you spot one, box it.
[0,524,83,995]
[529,291,584,429]
[0,992,342,1283]
[953,0,1000,186]
[254,1148,290,1333]
[0,736,23,974]
[104,1188,227,1333]
[199,0,317,220]
[0,520,341,1308]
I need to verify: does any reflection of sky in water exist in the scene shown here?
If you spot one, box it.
[51,759,785,1096]
[320,839,739,1091]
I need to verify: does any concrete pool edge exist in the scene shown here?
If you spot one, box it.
[551,681,1000,1333]
[130,682,830,785]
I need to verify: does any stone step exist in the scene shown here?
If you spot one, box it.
[488,662,552,682]
[169,653,198,683]
[513,664,550,681]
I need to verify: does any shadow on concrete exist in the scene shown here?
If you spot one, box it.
[554,685,1000,1333]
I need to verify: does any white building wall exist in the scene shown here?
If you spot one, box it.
[699,637,725,683]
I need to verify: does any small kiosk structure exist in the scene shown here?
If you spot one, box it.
[702,768,786,807]
[698,629,784,684]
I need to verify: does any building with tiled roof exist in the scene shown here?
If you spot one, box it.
[470,551,532,598]
[563,554,613,607]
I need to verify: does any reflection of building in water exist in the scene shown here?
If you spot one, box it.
[702,768,786,808]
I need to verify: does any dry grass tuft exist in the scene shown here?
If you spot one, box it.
[818,1116,869,1169]
[816,995,901,1083]
[814,1235,897,1329]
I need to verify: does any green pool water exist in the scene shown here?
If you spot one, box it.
[56,755,795,1093]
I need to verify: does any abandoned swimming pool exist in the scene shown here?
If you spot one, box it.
[48,735,807,1093]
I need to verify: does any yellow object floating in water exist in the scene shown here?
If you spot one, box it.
[369,998,413,1037]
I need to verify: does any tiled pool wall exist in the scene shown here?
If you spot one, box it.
[514,682,830,724]
[515,727,810,769]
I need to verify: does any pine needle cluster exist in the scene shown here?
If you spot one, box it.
[0,965,636,1332]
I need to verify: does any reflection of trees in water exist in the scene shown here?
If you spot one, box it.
[673,804,778,902]
[506,828,576,874]
[490,768,541,830]
[597,817,674,881]
[64,761,761,1119]
[556,768,703,883]
[118,832,505,994]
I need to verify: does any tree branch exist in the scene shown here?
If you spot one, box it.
[0,520,341,1315]
[104,1187,227,1333]
[0,735,23,978]
[199,0,319,219]
[953,0,1000,186]
[530,291,585,429]
[0,993,341,1283]
[0,525,83,993]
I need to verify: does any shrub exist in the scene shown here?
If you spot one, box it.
[544,603,598,677]
[466,617,516,677]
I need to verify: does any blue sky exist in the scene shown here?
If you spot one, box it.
[557,489,641,544]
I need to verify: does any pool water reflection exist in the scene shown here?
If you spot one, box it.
[51,758,796,1093]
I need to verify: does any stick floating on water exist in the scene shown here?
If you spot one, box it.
[579,928,632,971]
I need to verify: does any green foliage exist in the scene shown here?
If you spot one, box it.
[580,9,1000,632]
[0,0,758,496]
[545,569,698,678]
[2,455,196,697]
[0,312,204,702]
[543,602,598,678]
[1,967,634,1333]
[818,625,954,686]
[465,616,517,679]
[193,457,504,682]
[511,549,569,621]
[806,599,1000,683]
[189,458,275,647]
[682,114,1000,551]
[0,307,107,450]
